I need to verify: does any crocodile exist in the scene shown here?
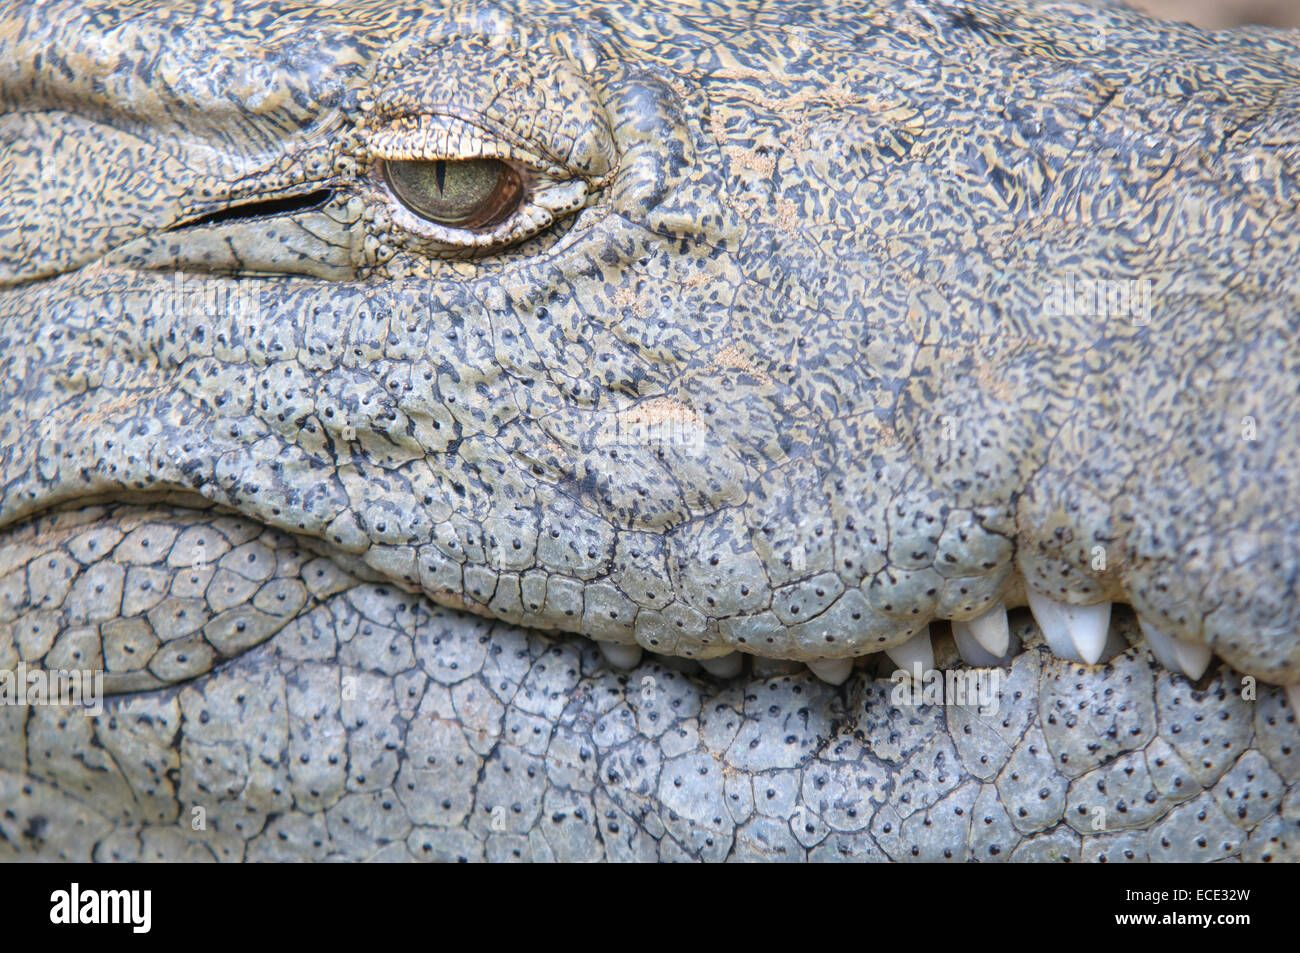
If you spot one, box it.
[1,0,1299,862]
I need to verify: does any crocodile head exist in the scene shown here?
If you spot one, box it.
[1,0,1298,861]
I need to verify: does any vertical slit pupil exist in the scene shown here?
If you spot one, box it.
[382,158,524,229]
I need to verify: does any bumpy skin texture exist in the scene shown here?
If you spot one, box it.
[1,0,1299,861]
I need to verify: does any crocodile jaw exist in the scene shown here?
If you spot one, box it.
[1,0,1300,860]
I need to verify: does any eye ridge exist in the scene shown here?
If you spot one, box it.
[382,157,524,230]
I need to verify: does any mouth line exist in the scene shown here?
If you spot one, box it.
[166,188,337,231]
[597,603,1204,686]
[589,591,1299,714]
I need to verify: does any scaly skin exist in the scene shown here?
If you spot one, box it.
[0,0,1298,861]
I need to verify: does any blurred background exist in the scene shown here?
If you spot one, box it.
[1130,0,1300,28]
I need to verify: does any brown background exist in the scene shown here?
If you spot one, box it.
[1133,0,1300,28]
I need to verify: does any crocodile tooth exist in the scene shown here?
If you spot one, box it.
[885,628,934,676]
[1171,639,1212,681]
[806,658,853,685]
[1138,619,1212,679]
[952,601,1009,657]
[699,652,743,678]
[952,615,1019,667]
[1025,588,1111,664]
[599,642,643,669]
[1138,618,1181,670]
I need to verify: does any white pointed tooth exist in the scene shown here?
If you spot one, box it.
[699,652,743,678]
[1170,637,1212,681]
[952,622,997,667]
[1285,684,1300,715]
[954,601,1009,657]
[806,658,853,685]
[1023,588,1080,660]
[599,642,643,669]
[1138,619,1211,679]
[1138,619,1181,671]
[1025,588,1111,664]
[952,618,1015,667]
[1067,606,1111,664]
[885,627,935,677]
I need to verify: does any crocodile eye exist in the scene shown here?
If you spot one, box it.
[382,158,524,229]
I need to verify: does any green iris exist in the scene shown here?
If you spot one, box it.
[383,158,523,229]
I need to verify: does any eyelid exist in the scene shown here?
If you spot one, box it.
[366,114,566,177]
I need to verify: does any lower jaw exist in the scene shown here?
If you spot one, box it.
[12,584,1297,862]
[582,605,1299,861]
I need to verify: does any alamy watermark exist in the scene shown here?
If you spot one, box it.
[50,883,151,933]
[0,663,103,716]
[145,271,262,322]
[1043,272,1152,326]
[890,662,1001,714]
